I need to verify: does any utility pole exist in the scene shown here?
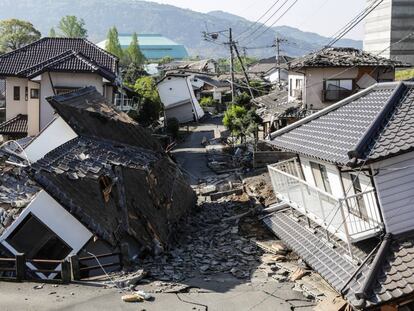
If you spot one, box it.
[229,28,236,102]
[233,43,254,99]
[274,37,287,85]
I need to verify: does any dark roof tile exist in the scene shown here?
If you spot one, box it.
[0,37,118,78]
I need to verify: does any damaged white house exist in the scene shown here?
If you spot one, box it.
[157,73,205,123]
[0,86,195,280]
[264,81,414,309]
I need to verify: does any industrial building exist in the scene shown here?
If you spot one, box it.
[364,0,414,65]
[97,34,189,60]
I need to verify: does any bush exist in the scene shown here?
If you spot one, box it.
[166,118,180,138]
[199,97,217,107]
[223,104,260,143]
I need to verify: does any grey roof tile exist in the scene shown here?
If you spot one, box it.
[268,82,414,164]
[0,114,27,135]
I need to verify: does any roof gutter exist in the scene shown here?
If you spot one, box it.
[348,82,406,162]
[354,233,393,300]
[269,83,379,140]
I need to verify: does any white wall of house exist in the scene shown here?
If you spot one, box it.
[300,156,344,198]
[372,151,414,234]
[158,76,204,123]
[27,81,41,136]
[39,72,108,130]
[0,190,93,278]
[158,76,192,107]
[5,77,29,119]
[24,116,78,163]
[265,69,288,83]
[288,72,305,103]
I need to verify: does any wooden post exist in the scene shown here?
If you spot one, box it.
[61,260,71,284]
[15,253,26,281]
[69,255,80,281]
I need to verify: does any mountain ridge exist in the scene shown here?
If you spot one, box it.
[0,0,362,58]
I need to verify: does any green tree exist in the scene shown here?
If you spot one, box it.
[105,26,123,59]
[49,27,56,37]
[58,16,87,38]
[223,104,260,143]
[123,63,147,86]
[131,76,162,125]
[159,56,174,65]
[0,19,41,53]
[124,32,145,66]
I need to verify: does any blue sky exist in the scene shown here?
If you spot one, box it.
[145,0,366,40]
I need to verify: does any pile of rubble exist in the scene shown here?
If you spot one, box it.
[141,199,262,281]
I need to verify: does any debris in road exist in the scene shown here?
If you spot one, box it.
[121,293,144,302]
[33,284,45,290]
[135,290,153,301]
[290,267,309,281]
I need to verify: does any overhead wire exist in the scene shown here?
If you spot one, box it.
[239,0,291,43]
[243,0,299,46]
[236,0,283,40]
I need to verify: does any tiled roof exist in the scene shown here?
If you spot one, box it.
[268,82,414,165]
[0,114,28,135]
[17,50,116,81]
[288,47,407,70]
[31,136,160,179]
[46,87,162,152]
[194,75,230,88]
[263,210,374,291]
[0,37,118,79]
[249,56,294,75]
[265,210,414,308]
[344,233,414,309]
[253,90,302,121]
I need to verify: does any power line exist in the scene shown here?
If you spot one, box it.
[244,0,299,46]
[236,0,283,39]
[326,0,384,47]
[238,0,290,42]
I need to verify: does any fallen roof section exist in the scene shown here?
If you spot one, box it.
[46,86,162,152]
[267,82,414,165]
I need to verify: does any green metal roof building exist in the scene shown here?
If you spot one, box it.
[97,34,189,60]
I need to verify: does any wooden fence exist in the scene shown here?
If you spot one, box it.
[0,252,121,283]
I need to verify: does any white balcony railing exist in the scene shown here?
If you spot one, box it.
[268,158,383,256]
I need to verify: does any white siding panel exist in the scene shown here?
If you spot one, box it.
[372,152,414,234]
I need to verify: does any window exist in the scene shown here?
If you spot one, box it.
[348,174,368,220]
[30,88,39,99]
[295,79,303,90]
[25,87,28,101]
[13,86,20,100]
[55,87,80,96]
[289,78,293,96]
[310,161,332,194]
[324,79,353,101]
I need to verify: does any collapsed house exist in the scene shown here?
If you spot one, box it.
[264,81,414,309]
[0,86,195,279]
[157,73,205,123]
[252,88,306,135]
